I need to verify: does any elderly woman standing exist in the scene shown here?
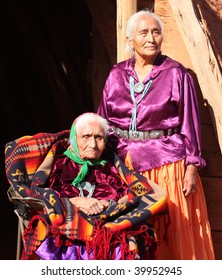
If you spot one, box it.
[97,10,215,259]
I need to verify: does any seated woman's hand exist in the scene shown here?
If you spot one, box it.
[69,197,110,215]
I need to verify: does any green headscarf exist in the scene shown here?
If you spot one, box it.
[64,121,107,186]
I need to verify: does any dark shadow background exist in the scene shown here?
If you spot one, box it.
[0,0,94,259]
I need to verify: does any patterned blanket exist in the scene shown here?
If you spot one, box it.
[5,131,167,260]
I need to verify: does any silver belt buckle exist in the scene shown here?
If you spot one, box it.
[144,131,150,140]
[132,131,139,138]
[123,130,129,139]
[112,127,129,139]
[150,130,161,139]
[116,128,122,137]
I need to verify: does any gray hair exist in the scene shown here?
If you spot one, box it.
[126,10,163,40]
[74,113,109,136]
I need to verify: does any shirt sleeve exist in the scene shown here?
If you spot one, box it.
[177,70,206,168]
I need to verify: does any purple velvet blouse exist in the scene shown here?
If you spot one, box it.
[47,154,128,201]
[97,54,206,172]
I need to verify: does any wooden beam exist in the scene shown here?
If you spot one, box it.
[168,0,222,153]
[116,0,137,62]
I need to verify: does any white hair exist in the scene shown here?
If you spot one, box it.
[74,113,109,136]
[126,10,163,40]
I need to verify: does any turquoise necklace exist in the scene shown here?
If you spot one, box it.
[129,75,152,132]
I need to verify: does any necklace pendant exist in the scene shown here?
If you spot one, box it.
[134,82,144,93]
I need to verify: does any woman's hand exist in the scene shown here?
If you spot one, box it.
[182,164,197,196]
[69,197,110,215]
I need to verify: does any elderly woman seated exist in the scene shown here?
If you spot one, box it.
[6,113,166,260]
[36,113,130,260]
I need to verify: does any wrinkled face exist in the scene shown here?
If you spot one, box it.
[129,15,163,60]
[76,121,106,160]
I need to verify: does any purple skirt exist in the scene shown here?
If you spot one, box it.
[36,237,121,260]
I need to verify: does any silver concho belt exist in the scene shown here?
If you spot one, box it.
[109,127,179,141]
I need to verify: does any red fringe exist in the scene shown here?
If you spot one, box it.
[21,215,49,260]
[21,216,158,260]
[85,220,157,260]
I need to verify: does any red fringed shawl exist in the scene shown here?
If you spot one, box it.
[5,131,167,260]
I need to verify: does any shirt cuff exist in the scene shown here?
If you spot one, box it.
[185,156,206,169]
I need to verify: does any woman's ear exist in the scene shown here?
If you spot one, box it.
[126,36,135,53]
[126,36,132,47]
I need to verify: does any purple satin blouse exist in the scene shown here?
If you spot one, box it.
[47,154,128,201]
[97,54,206,172]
